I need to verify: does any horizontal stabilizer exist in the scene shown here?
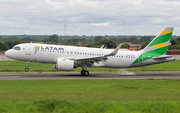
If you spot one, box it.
[152,55,173,59]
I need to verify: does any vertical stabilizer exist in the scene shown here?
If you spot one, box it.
[132,27,174,64]
[143,27,174,55]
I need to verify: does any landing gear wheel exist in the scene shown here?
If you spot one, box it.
[81,70,85,75]
[25,61,30,72]
[84,71,89,76]
[25,68,29,72]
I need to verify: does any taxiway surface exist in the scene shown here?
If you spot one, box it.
[0,72,180,79]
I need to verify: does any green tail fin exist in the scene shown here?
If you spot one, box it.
[132,27,174,64]
[143,27,174,56]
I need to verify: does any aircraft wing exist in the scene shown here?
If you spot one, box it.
[72,43,122,67]
[74,56,107,67]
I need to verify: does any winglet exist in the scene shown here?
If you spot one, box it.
[105,43,122,57]
[100,45,104,49]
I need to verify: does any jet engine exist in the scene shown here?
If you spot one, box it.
[54,58,74,71]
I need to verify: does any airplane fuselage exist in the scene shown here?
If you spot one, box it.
[5,43,175,69]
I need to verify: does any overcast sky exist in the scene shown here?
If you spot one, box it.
[0,0,180,36]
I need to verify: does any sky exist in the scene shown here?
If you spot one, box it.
[0,0,180,36]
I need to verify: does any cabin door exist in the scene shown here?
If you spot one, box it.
[26,45,31,55]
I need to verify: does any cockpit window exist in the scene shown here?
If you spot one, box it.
[13,46,21,50]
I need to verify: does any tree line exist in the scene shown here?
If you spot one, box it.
[0,35,180,52]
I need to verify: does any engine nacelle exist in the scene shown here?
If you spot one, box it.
[54,58,74,71]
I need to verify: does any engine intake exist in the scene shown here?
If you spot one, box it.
[54,58,74,71]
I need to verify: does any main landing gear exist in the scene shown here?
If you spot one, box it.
[81,70,89,76]
[25,61,30,72]
[81,64,89,76]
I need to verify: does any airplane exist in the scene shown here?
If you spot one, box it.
[5,27,175,76]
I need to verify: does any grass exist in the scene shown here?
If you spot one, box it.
[0,60,180,72]
[1,100,180,113]
[1,79,180,102]
[0,79,180,112]
[0,60,180,112]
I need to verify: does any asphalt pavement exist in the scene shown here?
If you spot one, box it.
[0,72,180,79]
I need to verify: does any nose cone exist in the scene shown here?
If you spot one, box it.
[5,50,12,58]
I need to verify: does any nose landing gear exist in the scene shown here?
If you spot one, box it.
[25,61,30,72]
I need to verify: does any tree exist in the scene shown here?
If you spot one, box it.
[105,40,116,48]
[13,39,24,46]
[66,39,79,45]
[83,43,100,48]
[168,45,174,50]
[44,34,59,43]
[121,44,130,49]
[141,42,149,49]
[140,36,151,43]
[4,36,18,41]
[4,41,13,49]
[94,36,105,42]
[177,37,180,43]
[21,37,37,42]
[49,34,58,43]
[170,39,177,45]
[130,37,136,42]
[0,42,9,51]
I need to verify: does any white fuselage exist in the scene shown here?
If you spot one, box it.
[5,43,175,69]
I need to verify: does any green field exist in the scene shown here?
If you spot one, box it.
[0,79,180,112]
[1,61,180,112]
[0,60,180,72]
